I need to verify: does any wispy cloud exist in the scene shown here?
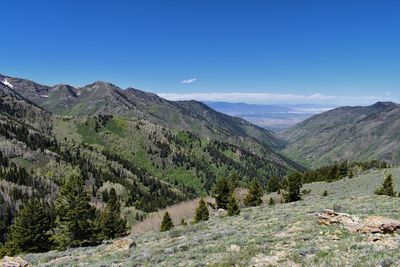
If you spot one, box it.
[181,78,197,84]
[157,92,397,105]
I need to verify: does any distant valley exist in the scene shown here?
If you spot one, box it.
[203,101,333,131]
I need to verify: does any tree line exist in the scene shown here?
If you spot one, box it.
[0,171,126,257]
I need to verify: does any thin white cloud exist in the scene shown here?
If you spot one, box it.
[157,92,397,105]
[181,78,197,84]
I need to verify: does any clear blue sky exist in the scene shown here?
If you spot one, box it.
[1,0,400,104]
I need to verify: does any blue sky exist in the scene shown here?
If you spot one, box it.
[1,0,400,105]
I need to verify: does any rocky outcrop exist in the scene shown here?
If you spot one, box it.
[318,209,400,234]
[359,216,400,234]
[0,256,30,267]
[108,238,136,250]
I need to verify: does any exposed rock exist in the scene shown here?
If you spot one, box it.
[318,209,400,234]
[215,208,227,217]
[359,216,400,234]
[227,244,241,253]
[317,209,361,232]
[251,252,299,267]
[0,256,30,267]
[109,238,136,250]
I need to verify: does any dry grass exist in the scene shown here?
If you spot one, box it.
[131,188,275,234]
[131,197,214,234]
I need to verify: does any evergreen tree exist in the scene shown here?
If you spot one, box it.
[160,212,174,232]
[194,198,209,222]
[266,176,280,193]
[98,188,126,240]
[244,179,263,207]
[282,172,303,203]
[228,172,240,189]
[268,197,275,205]
[3,199,51,255]
[0,195,12,245]
[227,194,240,216]
[52,171,98,249]
[322,190,328,197]
[375,174,396,197]
[212,177,232,209]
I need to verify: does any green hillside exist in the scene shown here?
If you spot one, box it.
[281,102,400,168]
[23,168,400,266]
[0,76,301,255]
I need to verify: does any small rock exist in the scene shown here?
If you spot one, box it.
[331,235,340,240]
[243,214,250,220]
[379,258,394,267]
[215,208,227,217]
[228,244,241,253]
[109,238,136,250]
[141,249,151,259]
[0,256,30,267]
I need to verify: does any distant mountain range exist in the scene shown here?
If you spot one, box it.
[0,74,285,149]
[0,73,302,219]
[281,101,400,168]
[203,101,333,131]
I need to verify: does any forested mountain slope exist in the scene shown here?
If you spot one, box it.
[0,74,302,249]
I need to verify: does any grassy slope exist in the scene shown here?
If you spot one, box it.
[25,168,400,266]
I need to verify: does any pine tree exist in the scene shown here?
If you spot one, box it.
[194,198,209,222]
[0,195,12,245]
[4,199,51,255]
[212,177,232,209]
[160,212,174,232]
[244,179,263,207]
[282,172,302,203]
[227,194,240,216]
[268,197,275,205]
[266,176,280,193]
[52,171,99,249]
[98,188,126,240]
[375,174,396,197]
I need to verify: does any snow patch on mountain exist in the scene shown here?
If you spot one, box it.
[1,79,13,89]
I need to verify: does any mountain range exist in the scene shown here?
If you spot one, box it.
[0,73,301,224]
[281,101,400,168]
[0,74,283,149]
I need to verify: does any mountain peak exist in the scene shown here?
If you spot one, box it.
[371,101,398,109]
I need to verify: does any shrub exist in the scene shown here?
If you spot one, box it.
[244,179,263,207]
[160,212,174,232]
[268,197,275,205]
[266,176,280,193]
[375,174,396,197]
[301,189,311,195]
[282,172,302,203]
[322,190,328,197]
[98,188,127,240]
[227,194,240,216]
[212,177,233,209]
[194,198,209,223]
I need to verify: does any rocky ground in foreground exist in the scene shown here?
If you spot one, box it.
[7,168,400,266]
